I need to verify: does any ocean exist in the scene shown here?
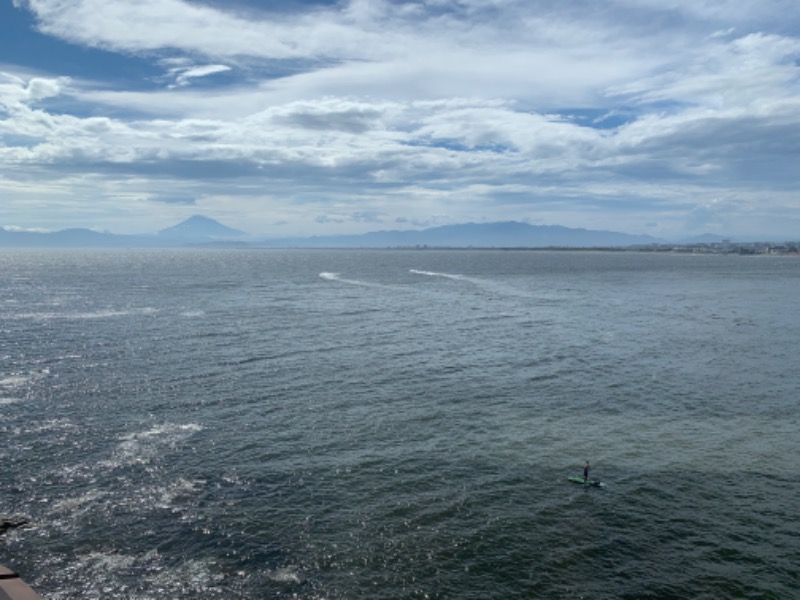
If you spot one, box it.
[1,249,798,598]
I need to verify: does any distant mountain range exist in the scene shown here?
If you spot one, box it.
[0,215,676,248]
[0,215,248,248]
[271,221,663,248]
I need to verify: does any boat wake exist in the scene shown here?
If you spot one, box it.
[409,269,472,282]
[318,272,390,288]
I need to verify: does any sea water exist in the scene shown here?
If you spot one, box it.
[1,249,798,598]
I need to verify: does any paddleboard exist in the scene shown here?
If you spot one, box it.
[568,476,604,487]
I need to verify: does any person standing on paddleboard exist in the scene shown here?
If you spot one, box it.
[583,461,590,483]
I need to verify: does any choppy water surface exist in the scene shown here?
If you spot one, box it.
[1,249,799,598]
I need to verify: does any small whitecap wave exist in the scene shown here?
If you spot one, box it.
[0,375,31,388]
[268,565,304,585]
[72,551,139,577]
[0,397,20,405]
[50,551,220,597]
[319,272,340,281]
[119,423,204,441]
[52,489,107,513]
[19,418,77,434]
[8,307,159,321]
[148,557,222,592]
[154,477,207,509]
[69,307,158,319]
[111,423,204,465]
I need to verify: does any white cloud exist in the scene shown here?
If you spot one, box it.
[1,224,51,232]
[608,32,800,109]
[165,64,232,89]
[2,0,800,239]
[0,72,70,110]
[3,71,799,237]
[18,0,389,60]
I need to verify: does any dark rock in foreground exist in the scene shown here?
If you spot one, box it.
[0,516,30,535]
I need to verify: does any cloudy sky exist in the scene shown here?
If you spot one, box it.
[1,0,799,239]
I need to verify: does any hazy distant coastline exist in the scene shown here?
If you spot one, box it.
[1,215,797,252]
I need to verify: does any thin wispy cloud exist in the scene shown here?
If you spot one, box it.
[1,0,798,239]
[159,59,232,89]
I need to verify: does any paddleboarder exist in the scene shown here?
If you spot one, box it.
[583,461,590,483]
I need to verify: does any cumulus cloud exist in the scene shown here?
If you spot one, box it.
[269,99,386,134]
[0,73,69,110]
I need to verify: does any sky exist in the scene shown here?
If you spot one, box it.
[1,0,799,240]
